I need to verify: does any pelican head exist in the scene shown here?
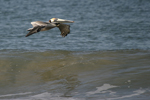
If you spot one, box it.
[49,18,74,23]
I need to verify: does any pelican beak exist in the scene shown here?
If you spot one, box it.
[56,18,74,23]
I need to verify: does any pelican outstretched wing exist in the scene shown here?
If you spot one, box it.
[26,21,56,37]
[58,24,70,37]
[26,26,45,37]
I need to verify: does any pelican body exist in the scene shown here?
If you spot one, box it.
[26,18,74,37]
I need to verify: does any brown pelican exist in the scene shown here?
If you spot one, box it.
[26,18,74,37]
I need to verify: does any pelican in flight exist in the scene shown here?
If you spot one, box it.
[26,18,74,37]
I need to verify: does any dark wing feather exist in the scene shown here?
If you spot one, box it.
[25,26,45,37]
[58,24,70,37]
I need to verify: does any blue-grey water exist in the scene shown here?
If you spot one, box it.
[0,0,150,100]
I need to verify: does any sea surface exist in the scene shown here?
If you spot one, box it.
[0,0,150,100]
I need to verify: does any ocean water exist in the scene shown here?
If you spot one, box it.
[0,0,150,100]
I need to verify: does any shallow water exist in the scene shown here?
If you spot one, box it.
[0,50,150,100]
[0,0,150,100]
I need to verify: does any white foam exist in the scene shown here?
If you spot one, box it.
[87,84,118,95]
[86,84,146,99]
[0,86,146,100]
[0,92,32,98]
[1,92,85,100]
[30,92,84,100]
